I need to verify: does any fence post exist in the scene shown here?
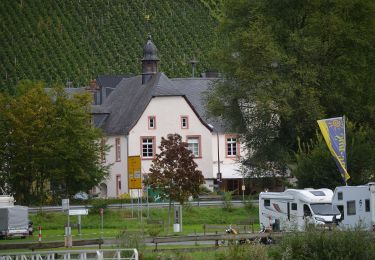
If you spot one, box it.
[38,226,42,242]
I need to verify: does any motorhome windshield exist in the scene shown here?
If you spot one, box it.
[310,203,340,216]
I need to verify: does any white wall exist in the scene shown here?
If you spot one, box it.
[99,135,128,198]
[211,133,247,180]
[129,96,214,182]
[211,133,246,164]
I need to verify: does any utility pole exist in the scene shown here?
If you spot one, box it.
[189,58,198,78]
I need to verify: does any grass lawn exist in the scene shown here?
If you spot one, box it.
[0,205,259,244]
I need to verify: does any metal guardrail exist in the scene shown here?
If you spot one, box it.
[148,232,280,250]
[0,239,103,251]
[29,200,259,213]
[0,249,139,260]
[152,232,280,243]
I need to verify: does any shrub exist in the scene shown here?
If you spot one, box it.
[244,194,255,211]
[271,229,375,259]
[183,201,195,213]
[146,225,162,237]
[117,230,145,257]
[199,185,212,195]
[223,191,233,212]
[90,198,108,214]
[118,193,131,199]
[215,244,268,260]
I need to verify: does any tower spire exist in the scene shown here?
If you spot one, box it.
[141,36,160,84]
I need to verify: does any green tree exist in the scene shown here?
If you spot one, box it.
[47,86,110,200]
[207,0,375,182]
[294,122,375,189]
[0,81,55,203]
[144,134,204,232]
[0,80,109,204]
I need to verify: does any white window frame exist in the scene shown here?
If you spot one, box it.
[148,116,156,129]
[187,136,201,157]
[141,137,155,158]
[226,136,238,157]
[181,116,189,129]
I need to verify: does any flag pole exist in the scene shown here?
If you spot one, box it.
[343,115,348,186]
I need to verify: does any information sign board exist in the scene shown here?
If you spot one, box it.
[62,199,69,211]
[69,209,88,216]
[128,156,142,189]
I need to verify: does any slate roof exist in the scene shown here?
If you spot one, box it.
[92,73,228,135]
[171,78,228,133]
[96,75,130,90]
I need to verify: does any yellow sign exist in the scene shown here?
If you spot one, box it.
[128,156,142,189]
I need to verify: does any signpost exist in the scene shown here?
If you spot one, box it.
[242,183,245,202]
[69,209,88,236]
[128,156,142,220]
[99,208,104,238]
[62,199,72,247]
[173,205,183,232]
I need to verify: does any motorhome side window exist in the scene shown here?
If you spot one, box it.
[347,200,356,215]
[365,199,370,212]
[291,203,297,210]
[337,192,343,200]
[264,199,270,206]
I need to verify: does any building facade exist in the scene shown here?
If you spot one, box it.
[90,37,246,198]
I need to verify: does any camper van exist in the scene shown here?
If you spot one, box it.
[331,183,375,231]
[259,188,341,231]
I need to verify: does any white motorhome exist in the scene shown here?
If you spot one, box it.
[331,183,375,231]
[259,188,341,231]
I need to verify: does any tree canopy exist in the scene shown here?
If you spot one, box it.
[0,80,109,204]
[144,133,204,205]
[207,0,375,184]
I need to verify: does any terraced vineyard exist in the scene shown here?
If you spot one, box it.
[0,0,218,91]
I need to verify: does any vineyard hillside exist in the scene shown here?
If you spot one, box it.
[0,0,218,91]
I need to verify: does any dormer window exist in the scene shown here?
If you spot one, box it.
[181,116,189,129]
[148,116,156,129]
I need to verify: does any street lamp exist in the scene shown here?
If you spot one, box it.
[216,131,222,191]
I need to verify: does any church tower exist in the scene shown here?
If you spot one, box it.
[142,36,160,84]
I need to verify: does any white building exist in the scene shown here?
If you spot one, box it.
[89,37,245,198]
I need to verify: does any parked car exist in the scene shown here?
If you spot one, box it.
[74,192,89,200]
